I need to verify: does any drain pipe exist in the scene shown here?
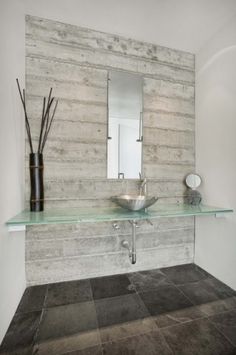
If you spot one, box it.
[121,220,137,264]
[130,220,137,264]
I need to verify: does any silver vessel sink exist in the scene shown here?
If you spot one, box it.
[111,194,158,211]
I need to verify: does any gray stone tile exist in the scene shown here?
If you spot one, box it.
[179,277,236,305]
[33,330,101,355]
[198,296,236,316]
[210,309,236,347]
[91,274,135,300]
[36,301,98,342]
[161,263,209,285]
[102,331,173,355]
[95,293,150,328]
[154,305,205,328]
[127,269,170,292]
[16,285,47,314]
[99,317,158,343]
[0,311,41,354]
[0,346,34,355]
[206,277,236,298]
[62,345,102,355]
[45,279,92,307]
[138,284,193,316]
[162,318,236,355]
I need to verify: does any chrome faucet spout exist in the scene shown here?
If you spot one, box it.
[139,177,147,196]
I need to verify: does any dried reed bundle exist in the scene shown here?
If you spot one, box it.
[16,79,58,153]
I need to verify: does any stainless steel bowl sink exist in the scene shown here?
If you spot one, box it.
[111,194,158,211]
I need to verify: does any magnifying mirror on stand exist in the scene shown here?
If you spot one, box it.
[185,173,202,205]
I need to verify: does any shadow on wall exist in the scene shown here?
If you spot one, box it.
[196,45,236,78]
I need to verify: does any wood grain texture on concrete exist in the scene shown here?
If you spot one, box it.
[25,15,195,285]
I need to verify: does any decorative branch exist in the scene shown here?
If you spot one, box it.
[16,79,33,153]
[38,97,46,153]
[38,92,54,153]
[16,80,58,154]
[41,100,58,153]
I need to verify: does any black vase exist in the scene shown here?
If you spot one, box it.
[29,153,44,212]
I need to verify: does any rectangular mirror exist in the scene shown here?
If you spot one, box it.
[107,70,143,179]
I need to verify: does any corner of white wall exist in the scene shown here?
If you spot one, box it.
[195,15,236,290]
[0,0,26,343]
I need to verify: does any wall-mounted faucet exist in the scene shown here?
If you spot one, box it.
[139,173,147,196]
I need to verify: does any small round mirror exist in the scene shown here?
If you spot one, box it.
[185,174,201,190]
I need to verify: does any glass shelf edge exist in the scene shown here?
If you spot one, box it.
[6,204,233,230]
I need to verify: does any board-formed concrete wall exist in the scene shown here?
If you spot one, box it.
[25,15,195,285]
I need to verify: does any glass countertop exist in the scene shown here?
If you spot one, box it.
[6,203,233,227]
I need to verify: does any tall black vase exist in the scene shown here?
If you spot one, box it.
[29,153,44,212]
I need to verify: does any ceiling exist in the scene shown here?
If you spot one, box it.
[25,0,236,53]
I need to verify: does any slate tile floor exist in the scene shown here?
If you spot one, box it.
[1,264,236,355]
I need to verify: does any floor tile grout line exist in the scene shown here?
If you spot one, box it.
[207,314,236,348]
[42,277,94,310]
[172,282,200,307]
[130,291,154,320]
[42,284,49,309]
[32,285,49,349]
[197,299,236,319]
[159,328,176,355]
[93,290,140,304]
[99,323,175,355]
[60,344,103,355]
[151,277,198,309]
[43,300,99,311]
[92,298,101,332]
[92,290,105,348]
[158,315,209,332]
[155,313,207,331]
[32,308,46,349]
[161,276,211,289]
[99,321,158,345]
[165,276,210,288]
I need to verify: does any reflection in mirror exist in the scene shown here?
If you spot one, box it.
[107,70,143,179]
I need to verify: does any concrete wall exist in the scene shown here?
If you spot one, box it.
[25,16,195,285]
[0,0,26,344]
[195,16,236,290]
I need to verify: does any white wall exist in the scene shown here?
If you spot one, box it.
[0,0,26,343]
[195,16,236,290]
